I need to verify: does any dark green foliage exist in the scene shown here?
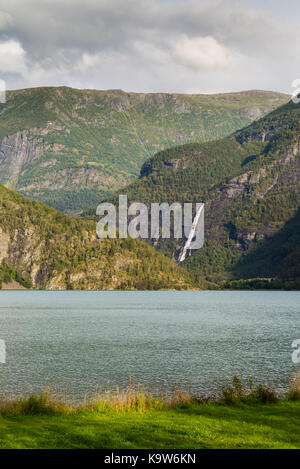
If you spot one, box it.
[0,261,33,289]
[19,188,110,212]
[232,209,300,281]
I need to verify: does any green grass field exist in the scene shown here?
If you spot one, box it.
[1,401,300,449]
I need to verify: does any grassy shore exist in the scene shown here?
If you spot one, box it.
[1,379,300,449]
[1,402,300,449]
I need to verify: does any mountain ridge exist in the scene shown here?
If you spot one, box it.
[0,86,289,212]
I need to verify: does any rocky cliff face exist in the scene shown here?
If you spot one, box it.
[0,130,43,185]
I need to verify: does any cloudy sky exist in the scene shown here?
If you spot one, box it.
[0,0,299,94]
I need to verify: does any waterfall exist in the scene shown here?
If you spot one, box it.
[178,204,204,263]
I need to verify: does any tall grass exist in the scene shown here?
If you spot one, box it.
[287,372,300,401]
[1,377,299,417]
[220,376,278,404]
[0,390,71,416]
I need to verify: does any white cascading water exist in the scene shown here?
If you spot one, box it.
[178,204,204,263]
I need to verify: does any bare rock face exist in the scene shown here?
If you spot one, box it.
[34,262,51,286]
[280,137,300,164]
[0,130,44,186]
[0,228,10,262]
[0,223,51,288]
[110,95,130,111]
[236,127,285,144]
[237,107,264,120]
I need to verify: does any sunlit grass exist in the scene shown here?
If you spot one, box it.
[0,378,299,449]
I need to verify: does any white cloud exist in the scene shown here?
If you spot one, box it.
[75,53,100,73]
[0,0,299,93]
[173,35,229,69]
[0,40,26,73]
[133,41,170,65]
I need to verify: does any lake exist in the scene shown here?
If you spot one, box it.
[0,291,299,398]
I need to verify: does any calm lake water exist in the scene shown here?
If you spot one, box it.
[0,291,299,398]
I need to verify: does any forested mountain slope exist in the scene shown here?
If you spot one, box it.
[100,100,300,287]
[0,185,197,290]
[0,87,288,212]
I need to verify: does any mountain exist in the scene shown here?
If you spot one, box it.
[0,87,289,212]
[227,208,300,289]
[98,99,300,288]
[0,185,198,290]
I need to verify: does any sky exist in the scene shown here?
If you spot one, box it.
[0,0,299,94]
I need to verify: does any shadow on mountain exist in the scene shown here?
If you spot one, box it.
[233,208,300,283]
